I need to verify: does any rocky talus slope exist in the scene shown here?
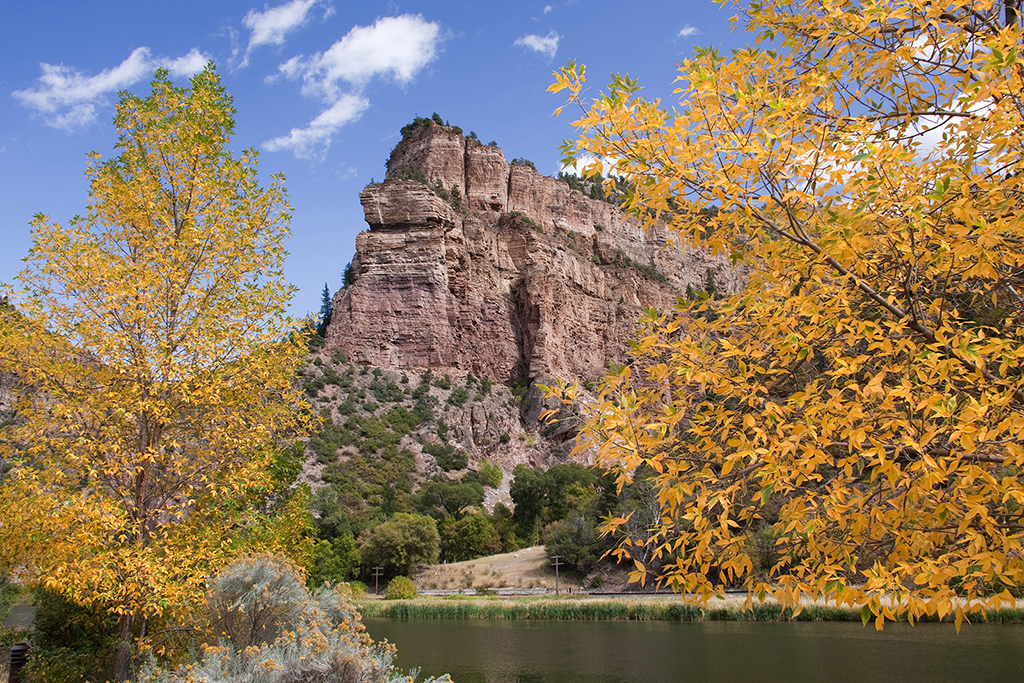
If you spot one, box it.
[298,354,564,508]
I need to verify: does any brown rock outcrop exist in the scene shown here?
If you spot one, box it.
[327,123,740,385]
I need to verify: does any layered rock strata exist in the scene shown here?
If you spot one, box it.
[327,123,739,385]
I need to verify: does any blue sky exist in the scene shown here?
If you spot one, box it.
[1,0,743,316]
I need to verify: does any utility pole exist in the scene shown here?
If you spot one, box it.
[551,555,563,595]
[372,566,384,595]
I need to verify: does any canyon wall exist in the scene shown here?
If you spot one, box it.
[326,122,739,386]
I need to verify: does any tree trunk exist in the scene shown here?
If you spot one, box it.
[113,612,137,682]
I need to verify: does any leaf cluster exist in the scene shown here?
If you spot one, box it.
[552,0,1024,627]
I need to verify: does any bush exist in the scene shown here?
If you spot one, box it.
[384,576,417,600]
[207,554,307,649]
[385,406,420,435]
[478,460,503,487]
[423,443,468,471]
[441,448,469,471]
[370,378,403,403]
[511,157,537,171]
[303,375,325,396]
[20,588,117,683]
[141,556,448,683]
[412,397,435,423]
[509,211,543,231]
[447,387,469,407]
[396,166,429,184]
[400,116,433,140]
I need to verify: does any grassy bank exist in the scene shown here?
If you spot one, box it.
[359,596,1024,624]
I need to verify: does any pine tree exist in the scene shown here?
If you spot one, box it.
[317,282,333,338]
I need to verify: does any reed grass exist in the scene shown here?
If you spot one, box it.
[358,597,1024,624]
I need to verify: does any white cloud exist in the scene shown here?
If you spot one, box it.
[294,14,441,98]
[13,47,210,131]
[166,48,209,77]
[678,25,701,37]
[240,0,331,67]
[514,30,560,60]
[264,14,441,158]
[266,55,305,83]
[263,93,369,159]
[544,5,554,13]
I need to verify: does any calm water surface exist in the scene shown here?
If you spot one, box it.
[364,616,1024,683]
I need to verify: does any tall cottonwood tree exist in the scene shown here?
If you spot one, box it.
[550,0,1024,627]
[0,67,313,678]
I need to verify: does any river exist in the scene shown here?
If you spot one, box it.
[364,616,1024,683]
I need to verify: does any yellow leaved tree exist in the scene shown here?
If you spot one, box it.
[0,67,313,679]
[550,0,1024,628]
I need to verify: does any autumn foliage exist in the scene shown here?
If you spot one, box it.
[0,67,313,677]
[550,0,1024,627]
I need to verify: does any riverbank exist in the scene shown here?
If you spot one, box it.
[358,595,1024,624]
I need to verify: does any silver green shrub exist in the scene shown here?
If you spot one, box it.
[141,555,449,683]
[206,554,308,649]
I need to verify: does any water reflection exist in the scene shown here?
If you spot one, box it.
[364,617,1024,683]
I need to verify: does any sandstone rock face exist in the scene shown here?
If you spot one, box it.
[327,123,741,385]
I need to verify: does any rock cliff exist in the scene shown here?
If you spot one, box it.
[326,122,740,386]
